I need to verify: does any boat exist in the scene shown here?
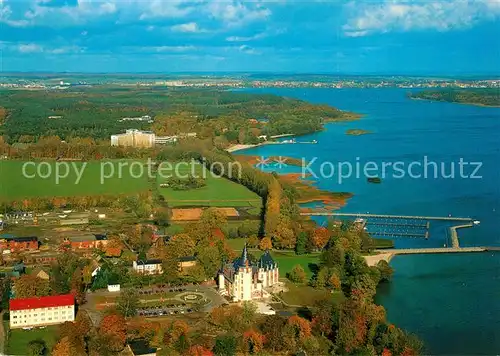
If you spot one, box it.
[473,220,480,225]
[58,215,67,218]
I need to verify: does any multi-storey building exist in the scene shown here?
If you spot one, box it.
[9,294,75,329]
[110,129,156,148]
[218,245,279,301]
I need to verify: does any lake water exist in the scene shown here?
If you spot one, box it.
[238,88,500,354]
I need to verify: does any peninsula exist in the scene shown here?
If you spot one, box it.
[410,89,500,107]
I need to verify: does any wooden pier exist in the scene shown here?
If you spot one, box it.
[300,212,472,222]
[366,221,429,229]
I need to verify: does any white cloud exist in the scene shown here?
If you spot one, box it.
[171,22,200,33]
[139,0,194,20]
[15,43,84,54]
[18,43,43,53]
[207,1,271,27]
[343,0,500,36]
[153,45,196,52]
[226,32,266,42]
[238,44,260,55]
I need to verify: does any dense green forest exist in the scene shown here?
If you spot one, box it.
[0,87,358,143]
[410,89,500,107]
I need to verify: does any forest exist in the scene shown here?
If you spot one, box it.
[410,89,500,107]
[0,87,358,144]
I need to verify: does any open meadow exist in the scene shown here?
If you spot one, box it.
[0,160,150,201]
[157,162,262,209]
[5,325,58,356]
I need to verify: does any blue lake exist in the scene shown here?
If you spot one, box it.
[238,88,500,354]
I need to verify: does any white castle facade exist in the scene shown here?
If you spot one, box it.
[218,245,279,301]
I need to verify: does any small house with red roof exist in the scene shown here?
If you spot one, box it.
[9,294,75,329]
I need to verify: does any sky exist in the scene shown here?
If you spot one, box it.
[1,0,500,74]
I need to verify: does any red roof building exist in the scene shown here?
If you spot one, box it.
[9,294,75,329]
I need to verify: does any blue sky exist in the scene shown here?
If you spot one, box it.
[1,0,499,74]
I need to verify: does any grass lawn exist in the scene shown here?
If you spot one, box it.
[270,251,321,278]
[280,283,344,306]
[6,325,58,356]
[226,241,321,279]
[0,160,149,200]
[157,162,262,208]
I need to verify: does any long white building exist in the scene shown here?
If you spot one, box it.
[9,294,75,329]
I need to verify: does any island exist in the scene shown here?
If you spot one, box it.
[367,177,382,184]
[346,128,372,136]
[410,89,500,107]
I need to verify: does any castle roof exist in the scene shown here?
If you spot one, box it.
[258,250,275,268]
[233,244,250,269]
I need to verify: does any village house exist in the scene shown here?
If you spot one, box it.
[31,267,50,281]
[23,252,59,265]
[133,257,197,275]
[133,259,163,275]
[9,294,75,329]
[63,234,108,250]
[0,236,39,252]
[178,256,197,272]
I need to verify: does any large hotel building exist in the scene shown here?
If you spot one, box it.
[9,294,75,329]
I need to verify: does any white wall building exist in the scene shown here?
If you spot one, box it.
[9,294,75,329]
[133,259,163,275]
[218,246,279,302]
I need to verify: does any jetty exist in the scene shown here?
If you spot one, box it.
[300,212,472,222]
[365,247,488,266]
[449,223,473,248]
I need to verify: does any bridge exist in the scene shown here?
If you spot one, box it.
[377,247,486,255]
[365,246,490,266]
[300,212,472,222]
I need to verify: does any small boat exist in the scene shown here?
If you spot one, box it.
[62,210,72,214]
[473,220,480,225]
[58,215,67,218]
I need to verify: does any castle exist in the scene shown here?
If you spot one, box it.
[218,245,279,301]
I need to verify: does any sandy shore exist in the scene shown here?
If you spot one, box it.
[226,142,268,153]
[364,252,394,267]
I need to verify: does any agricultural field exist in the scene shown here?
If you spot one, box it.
[157,162,262,209]
[0,160,150,201]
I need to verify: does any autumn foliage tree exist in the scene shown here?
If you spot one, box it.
[99,313,127,352]
[243,329,265,354]
[287,264,307,283]
[258,236,272,250]
[13,275,50,299]
[311,227,331,250]
[287,316,312,341]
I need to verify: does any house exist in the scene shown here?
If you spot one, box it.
[64,234,108,250]
[31,267,50,281]
[9,294,75,329]
[132,259,162,275]
[178,256,197,272]
[218,245,279,301]
[127,339,157,356]
[23,252,58,265]
[0,236,39,251]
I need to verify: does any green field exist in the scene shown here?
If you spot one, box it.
[157,162,262,208]
[280,283,344,306]
[0,160,150,200]
[6,325,58,355]
[226,239,321,278]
